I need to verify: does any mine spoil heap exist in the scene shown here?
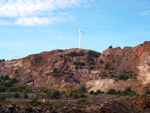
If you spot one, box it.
[0,41,150,94]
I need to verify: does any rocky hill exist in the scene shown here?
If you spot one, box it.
[0,41,150,94]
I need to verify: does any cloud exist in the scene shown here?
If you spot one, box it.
[139,10,150,16]
[0,0,89,26]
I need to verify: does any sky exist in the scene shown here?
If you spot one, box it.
[0,0,150,60]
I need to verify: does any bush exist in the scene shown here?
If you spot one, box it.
[51,90,60,99]
[90,66,94,70]
[89,61,95,65]
[31,97,38,106]
[0,94,6,102]
[79,85,87,93]
[104,64,109,70]
[76,98,87,104]
[109,46,113,49]
[67,51,85,57]
[8,87,18,92]
[74,62,85,66]
[89,90,94,94]
[80,93,85,98]
[96,89,101,94]
[100,59,104,64]
[23,93,28,99]
[107,89,116,94]
[72,93,78,99]
[15,69,18,74]
[13,92,19,98]
[41,101,52,108]
[53,68,58,73]
[94,92,97,95]
[87,51,100,58]
[0,86,7,92]
[146,89,150,94]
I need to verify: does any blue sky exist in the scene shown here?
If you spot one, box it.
[0,0,150,60]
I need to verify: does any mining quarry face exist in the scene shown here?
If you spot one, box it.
[1,41,150,94]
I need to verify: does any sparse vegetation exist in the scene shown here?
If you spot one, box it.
[100,59,104,64]
[13,92,19,98]
[0,94,6,102]
[109,46,113,49]
[31,97,38,106]
[74,61,85,66]
[67,51,85,57]
[106,87,136,96]
[23,93,28,99]
[116,73,137,80]
[76,98,87,104]
[41,101,52,108]
[51,90,60,99]
[145,89,150,94]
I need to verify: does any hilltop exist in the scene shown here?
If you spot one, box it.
[0,41,150,94]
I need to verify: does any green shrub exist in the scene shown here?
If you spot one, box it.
[15,69,18,74]
[100,59,104,64]
[89,61,95,65]
[72,93,78,99]
[90,66,94,70]
[0,94,6,102]
[146,89,150,94]
[41,101,52,108]
[51,90,60,99]
[104,64,109,70]
[23,93,28,99]
[13,92,19,98]
[31,97,38,106]
[109,46,113,49]
[79,85,87,93]
[87,51,100,58]
[76,98,87,104]
[74,62,85,66]
[53,68,58,73]
[8,87,18,92]
[107,89,116,94]
[89,90,94,94]
[80,93,85,98]
[94,92,97,95]
[67,51,85,57]
[0,86,7,92]
[96,89,101,94]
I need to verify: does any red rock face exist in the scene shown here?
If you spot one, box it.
[0,42,150,94]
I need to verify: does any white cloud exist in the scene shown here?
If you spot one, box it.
[0,0,88,26]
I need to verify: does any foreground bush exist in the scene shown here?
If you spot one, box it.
[76,98,87,104]
[31,97,38,106]
[0,94,6,102]
[41,101,52,108]
[13,92,19,98]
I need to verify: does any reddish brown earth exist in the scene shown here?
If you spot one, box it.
[0,41,150,94]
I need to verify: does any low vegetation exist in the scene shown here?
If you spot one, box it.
[67,51,85,57]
